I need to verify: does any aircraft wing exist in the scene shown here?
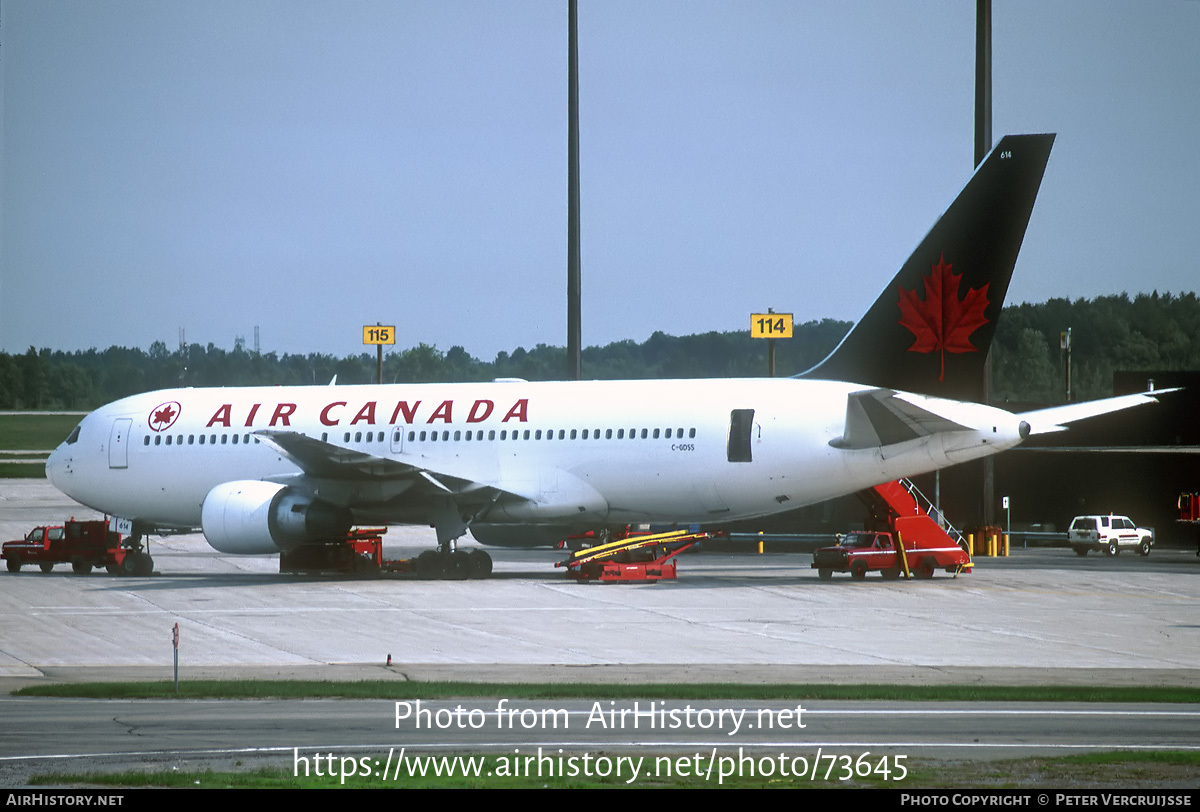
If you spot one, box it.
[1017,389,1175,435]
[254,429,535,502]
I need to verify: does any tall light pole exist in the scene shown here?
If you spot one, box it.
[976,0,995,527]
[567,0,582,380]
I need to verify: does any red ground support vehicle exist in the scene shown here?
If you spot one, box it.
[2,519,152,575]
[557,528,711,582]
[1179,492,1200,523]
[279,528,386,575]
[1179,492,1200,557]
[811,479,973,580]
[811,530,969,580]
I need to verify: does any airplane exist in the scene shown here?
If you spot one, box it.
[44,133,1168,575]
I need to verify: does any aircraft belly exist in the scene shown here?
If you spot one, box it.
[489,467,608,523]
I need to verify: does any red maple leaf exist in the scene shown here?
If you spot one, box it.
[151,405,176,428]
[897,255,990,381]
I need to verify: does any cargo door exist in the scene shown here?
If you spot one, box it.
[108,418,132,469]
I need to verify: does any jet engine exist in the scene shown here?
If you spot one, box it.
[201,480,352,554]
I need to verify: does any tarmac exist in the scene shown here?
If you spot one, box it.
[2,478,1199,691]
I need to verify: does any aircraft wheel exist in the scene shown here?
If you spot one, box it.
[7,555,22,573]
[72,561,93,575]
[124,552,153,576]
[355,554,381,578]
[817,568,832,581]
[1138,540,1151,557]
[40,562,55,573]
[916,558,935,579]
[468,549,493,579]
[415,550,443,579]
[850,560,867,580]
[446,551,471,580]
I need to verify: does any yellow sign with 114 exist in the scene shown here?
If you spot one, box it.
[750,313,793,338]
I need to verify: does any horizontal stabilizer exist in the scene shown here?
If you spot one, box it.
[1018,390,1173,436]
[834,389,970,449]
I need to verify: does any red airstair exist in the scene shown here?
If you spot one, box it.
[858,479,972,577]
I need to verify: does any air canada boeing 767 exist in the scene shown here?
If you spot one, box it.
[45,134,1165,571]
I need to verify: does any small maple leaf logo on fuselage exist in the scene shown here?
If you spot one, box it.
[148,401,182,432]
[897,255,990,382]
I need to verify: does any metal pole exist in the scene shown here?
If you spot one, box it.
[767,308,776,377]
[976,0,995,527]
[1063,326,1072,402]
[567,0,582,380]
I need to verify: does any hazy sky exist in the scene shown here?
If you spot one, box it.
[3,1,1197,363]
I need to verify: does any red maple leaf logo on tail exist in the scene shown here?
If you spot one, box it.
[897,255,990,382]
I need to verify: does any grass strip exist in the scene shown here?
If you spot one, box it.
[0,413,80,450]
[14,679,1200,703]
[27,751,1200,789]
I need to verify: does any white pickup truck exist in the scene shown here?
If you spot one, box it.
[1068,515,1153,557]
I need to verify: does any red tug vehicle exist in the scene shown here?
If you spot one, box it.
[2,518,153,576]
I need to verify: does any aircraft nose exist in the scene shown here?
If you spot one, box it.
[45,443,71,492]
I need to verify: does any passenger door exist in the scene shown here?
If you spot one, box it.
[108,419,132,469]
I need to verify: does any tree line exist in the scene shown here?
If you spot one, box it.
[2,292,1197,411]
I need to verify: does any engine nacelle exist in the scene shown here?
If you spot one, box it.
[201,480,353,554]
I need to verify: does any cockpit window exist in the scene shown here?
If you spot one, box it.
[65,425,81,445]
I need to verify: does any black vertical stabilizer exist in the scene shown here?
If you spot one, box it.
[800,133,1055,401]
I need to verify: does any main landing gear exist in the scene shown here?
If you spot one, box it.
[413,547,492,580]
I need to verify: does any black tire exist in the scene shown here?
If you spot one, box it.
[446,551,471,580]
[40,562,55,574]
[881,567,901,580]
[72,561,93,575]
[7,555,22,573]
[1073,547,1088,557]
[1106,541,1118,557]
[124,552,153,577]
[850,559,868,580]
[817,568,832,581]
[355,554,381,578]
[415,550,443,579]
[916,558,935,579]
[106,563,122,575]
[1138,540,1151,557]
[467,549,493,579]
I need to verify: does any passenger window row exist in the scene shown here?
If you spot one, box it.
[400,426,697,443]
[141,426,698,449]
[143,433,260,447]
[319,427,700,444]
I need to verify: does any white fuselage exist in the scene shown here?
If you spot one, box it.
[46,377,1027,543]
